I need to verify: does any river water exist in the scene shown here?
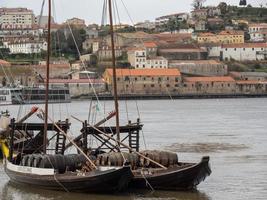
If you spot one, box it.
[0,98,267,200]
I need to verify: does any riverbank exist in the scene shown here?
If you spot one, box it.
[72,93,267,100]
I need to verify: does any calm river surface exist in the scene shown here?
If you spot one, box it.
[1,98,267,200]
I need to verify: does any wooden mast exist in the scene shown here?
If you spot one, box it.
[43,0,52,154]
[108,0,120,146]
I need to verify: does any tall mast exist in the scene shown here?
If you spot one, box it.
[43,0,52,154]
[108,0,120,145]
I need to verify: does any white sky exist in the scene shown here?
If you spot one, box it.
[0,0,266,24]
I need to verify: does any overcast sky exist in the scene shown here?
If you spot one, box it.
[0,0,265,24]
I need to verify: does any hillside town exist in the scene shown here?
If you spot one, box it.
[0,1,267,98]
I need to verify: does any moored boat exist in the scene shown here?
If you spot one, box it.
[4,158,132,192]
[130,156,211,190]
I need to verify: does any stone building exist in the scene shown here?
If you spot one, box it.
[97,46,122,61]
[236,80,267,94]
[104,31,151,47]
[181,76,236,94]
[49,79,105,98]
[230,72,267,81]
[169,60,227,76]
[103,68,181,95]
[158,48,208,60]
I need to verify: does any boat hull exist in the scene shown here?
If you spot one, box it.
[130,156,211,190]
[5,160,133,193]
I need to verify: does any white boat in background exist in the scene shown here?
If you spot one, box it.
[0,87,23,105]
[0,86,71,105]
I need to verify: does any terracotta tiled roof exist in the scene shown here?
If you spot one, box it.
[198,32,215,37]
[219,30,244,35]
[185,76,235,82]
[143,42,157,48]
[236,80,267,84]
[105,68,181,77]
[222,43,267,48]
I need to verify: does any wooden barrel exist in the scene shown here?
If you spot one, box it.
[107,153,117,166]
[32,154,42,168]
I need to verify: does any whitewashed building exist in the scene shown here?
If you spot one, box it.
[155,13,189,27]
[127,48,147,69]
[146,57,168,69]
[249,23,267,42]
[4,40,47,54]
[222,43,267,61]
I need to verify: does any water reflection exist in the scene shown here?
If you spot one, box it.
[1,181,211,200]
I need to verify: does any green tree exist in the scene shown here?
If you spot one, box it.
[192,0,206,10]
[218,2,228,15]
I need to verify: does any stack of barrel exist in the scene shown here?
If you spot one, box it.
[20,154,95,173]
[97,150,178,169]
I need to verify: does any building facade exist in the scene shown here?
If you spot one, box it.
[197,30,244,44]
[0,8,35,29]
[103,68,181,95]
[182,76,236,94]
[222,43,267,61]
[169,60,227,76]
[3,40,47,54]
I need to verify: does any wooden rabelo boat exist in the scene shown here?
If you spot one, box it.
[0,0,133,193]
[1,0,211,192]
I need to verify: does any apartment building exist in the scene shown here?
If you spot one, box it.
[0,8,35,29]
[3,40,47,54]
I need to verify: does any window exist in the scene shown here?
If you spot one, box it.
[151,84,154,87]
[166,84,170,87]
